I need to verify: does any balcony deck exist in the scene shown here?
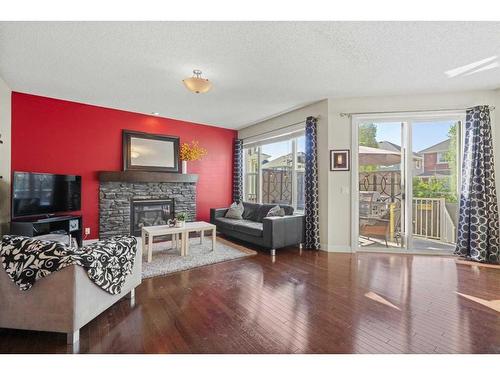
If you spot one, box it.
[359,236,455,252]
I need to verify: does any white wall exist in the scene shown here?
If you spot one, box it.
[0,76,11,235]
[239,90,499,252]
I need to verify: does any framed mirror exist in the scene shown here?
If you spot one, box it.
[123,130,180,172]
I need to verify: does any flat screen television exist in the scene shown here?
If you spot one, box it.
[12,172,82,219]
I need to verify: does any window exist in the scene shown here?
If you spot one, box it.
[437,152,448,164]
[244,146,259,203]
[261,139,293,206]
[295,135,305,212]
[243,133,305,212]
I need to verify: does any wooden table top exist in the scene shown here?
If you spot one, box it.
[183,221,215,230]
[141,221,215,234]
[141,225,185,234]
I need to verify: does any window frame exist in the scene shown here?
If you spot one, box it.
[243,132,305,211]
[351,111,465,254]
[436,151,448,164]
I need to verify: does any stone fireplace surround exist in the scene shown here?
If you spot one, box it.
[99,171,197,239]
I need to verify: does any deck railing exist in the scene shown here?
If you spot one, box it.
[412,198,456,243]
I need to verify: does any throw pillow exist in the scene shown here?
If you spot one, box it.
[225,201,244,220]
[266,205,285,217]
[256,205,274,222]
[242,202,260,221]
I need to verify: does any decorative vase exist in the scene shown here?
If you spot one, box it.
[175,220,185,228]
[182,160,187,174]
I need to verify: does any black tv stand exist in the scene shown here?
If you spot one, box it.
[10,215,83,247]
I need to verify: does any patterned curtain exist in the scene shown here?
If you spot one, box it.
[233,139,244,203]
[455,106,500,264]
[305,116,320,250]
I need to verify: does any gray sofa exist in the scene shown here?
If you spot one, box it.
[0,238,142,351]
[210,202,304,255]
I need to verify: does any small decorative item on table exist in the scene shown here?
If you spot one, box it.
[179,140,207,174]
[175,212,187,228]
[330,149,350,171]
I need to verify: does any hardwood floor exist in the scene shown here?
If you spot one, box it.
[1,242,499,354]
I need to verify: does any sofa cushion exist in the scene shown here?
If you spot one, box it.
[242,202,260,221]
[279,204,294,216]
[266,205,285,217]
[255,204,293,222]
[241,202,295,222]
[233,220,263,237]
[255,204,273,222]
[214,217,238,231]
[225,201,244,219]
[215,217,263,237]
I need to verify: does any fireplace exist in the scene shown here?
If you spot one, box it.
[130,198,175,236]
[99,179,196,239]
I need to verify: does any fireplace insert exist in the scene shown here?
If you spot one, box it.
[130,198,174,236]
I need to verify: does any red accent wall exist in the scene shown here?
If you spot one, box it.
[11,92,236,239]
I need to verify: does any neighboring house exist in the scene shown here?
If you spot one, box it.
[377,141,424,175]
[245,150,271,171]
[418,139,452,179]
[261,151,305,170]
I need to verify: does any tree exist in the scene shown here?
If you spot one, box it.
[359,123,379,172]
[444,123,458,201]
[359,123,378,148]
[412,177,457,202]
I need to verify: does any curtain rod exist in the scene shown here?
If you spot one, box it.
[339,106,496,118]
[240,115,320,140]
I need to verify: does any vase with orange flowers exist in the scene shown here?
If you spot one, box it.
[179,140,207,174]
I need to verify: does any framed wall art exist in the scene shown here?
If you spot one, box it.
[330,149,350,171]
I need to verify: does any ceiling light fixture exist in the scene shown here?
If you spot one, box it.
[182,69,212,94]
[151,112,160,116]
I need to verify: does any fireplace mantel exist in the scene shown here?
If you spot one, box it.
[99,171,198,183]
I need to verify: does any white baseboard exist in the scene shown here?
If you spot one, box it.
[320,243,353,253]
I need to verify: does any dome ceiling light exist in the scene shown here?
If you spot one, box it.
[182,69,212,94]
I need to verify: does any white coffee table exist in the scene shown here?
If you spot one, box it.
[183,221,216,256]
[141,225,186,263]
[141,221,217,262]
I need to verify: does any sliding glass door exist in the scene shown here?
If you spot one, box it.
[357,121,407,249]
[353,113,464,253]
[410,120,461,252]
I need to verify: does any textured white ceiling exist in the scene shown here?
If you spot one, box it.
[0,21,499,129]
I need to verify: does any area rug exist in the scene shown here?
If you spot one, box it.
[139,237,256,279]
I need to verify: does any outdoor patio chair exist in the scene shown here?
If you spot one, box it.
[360,206,401,248]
